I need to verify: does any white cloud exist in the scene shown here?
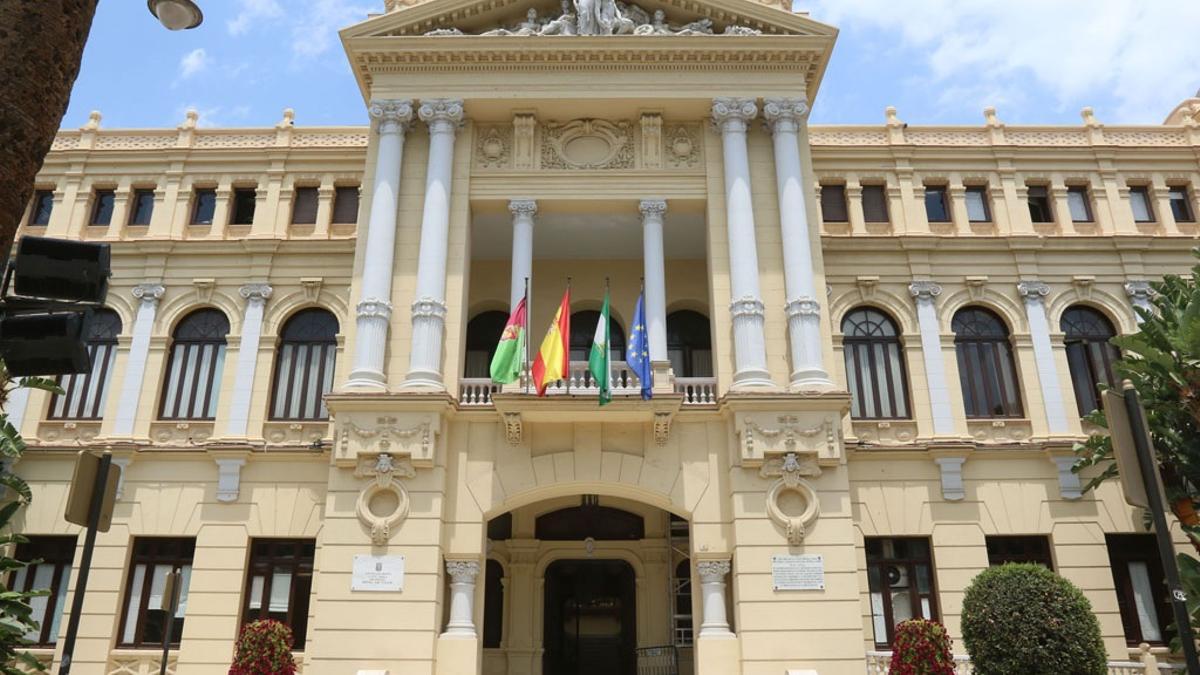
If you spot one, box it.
[177,48,209,79]
[227,0,285,36]
[806,0,1200,123]
[290,0,374,60]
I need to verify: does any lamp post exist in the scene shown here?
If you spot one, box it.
[146,0,204,30]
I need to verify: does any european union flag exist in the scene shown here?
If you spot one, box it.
[627,292,652,399]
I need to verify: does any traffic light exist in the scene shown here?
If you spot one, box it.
[0,236,110,376]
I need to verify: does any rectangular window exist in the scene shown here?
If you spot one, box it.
[332,186,360,224]
[291,187,318,225]
[1027,185,1053,223]
[923,185,950,222]
[191,189,216,225]
[862,184,889,223]
[865,537,939,648]
[986,536,1053,568]
[965,186,991,222]
[231,188,257,225]
[10,536,75,646]
[241,539,315,651]
[1169,186,1195,222]
[1067,186,1093,222]
[1107,534,1171,646]
[1129,186,1154,222]
[129,189,155,226]
[90,190,115,226]
[119,538,194,649]
[820,184,848,223]
[29,190,54,226]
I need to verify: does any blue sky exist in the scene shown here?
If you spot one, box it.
[63,1,1200,129]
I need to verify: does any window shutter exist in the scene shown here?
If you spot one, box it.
[862,185,888,222]
[820,184,848,222]
[292,187,318,224]
[332,186,360,223]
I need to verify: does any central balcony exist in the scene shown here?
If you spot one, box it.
[459,361,717,407]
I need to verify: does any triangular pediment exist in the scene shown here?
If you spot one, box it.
[343,0,836,40]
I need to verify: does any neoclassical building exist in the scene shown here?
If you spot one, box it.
[8,0,1200,673]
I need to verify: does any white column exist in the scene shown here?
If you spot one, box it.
[640,199,669,361]
[5,388,30,435]
[113,283,165,437]
[712,98,771,388]
[763,97,832,390]
[909,281,955,436]
[1018,281,1069,434]
[225,283,272,438]
[443,559,479,637]
[1124,280,1155,323]
[404,99,464,388]
[346,99,414,390]
[696,559,733,637]
[508,199,537,310]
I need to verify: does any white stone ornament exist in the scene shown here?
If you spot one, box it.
[760,451,822,544]
[354,452,416,545]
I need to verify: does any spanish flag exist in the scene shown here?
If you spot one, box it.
[532,287,570,396]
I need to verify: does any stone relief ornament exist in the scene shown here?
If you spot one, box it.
[759,450,821,545]
[664,125,700,169]
[354,452,416,545]
[475,126,511,169]
[445,0,759,37]
[541,119,634,170]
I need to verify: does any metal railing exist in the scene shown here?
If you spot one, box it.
[636,645,678,675]
[458,365,718,407]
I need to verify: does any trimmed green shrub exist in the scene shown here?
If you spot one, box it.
[889,619,956,675]
[961,563,1107,675]
[229,620,297,675]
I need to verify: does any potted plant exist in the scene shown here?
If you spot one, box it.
[888,619,955,675]
[229,620,298,675]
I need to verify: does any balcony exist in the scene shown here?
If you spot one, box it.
[459,361,716,408]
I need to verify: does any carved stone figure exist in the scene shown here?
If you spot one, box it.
[634,10,671,34]
[674,18,714,35]
[540,0,578,35]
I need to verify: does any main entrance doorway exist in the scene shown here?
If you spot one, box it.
[543,559,637,675]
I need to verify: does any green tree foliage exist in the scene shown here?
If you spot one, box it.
[1074,257,1200,542]
[961,564,1107,675]
[1,367,61,674]
[888,619,955,675]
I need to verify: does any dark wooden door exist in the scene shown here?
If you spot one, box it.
[543,559,636,675]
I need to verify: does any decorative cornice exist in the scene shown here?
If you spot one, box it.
[368,99,414,135]
[508,198,537,218]
[639,198,668,219]
[762,96,810,134]
[908,280,942,302]
[711,97,758,132]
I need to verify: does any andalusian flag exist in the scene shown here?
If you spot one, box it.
[587,288,612,405]
[489,297,527,384]
[532,287,570,396]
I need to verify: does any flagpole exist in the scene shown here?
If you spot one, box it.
[523,276,531,395]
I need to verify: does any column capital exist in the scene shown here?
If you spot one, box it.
[908,280,943,303]
[446,559,480,582]
[762,97,810,134]
[1124,279,1156,301]
[1017,280,1050,303]
[368,99,414,135]
[508,198,538,218]
[132,283,165,307]
[357,297,393,320]
[639,198,668,219]
[412,296,448,319]
[418,98,465,130]
[785,296,820,318]
[729,296,766,319]
[696,558,731,582]
[238,283,273,304]
[711,97,758,132]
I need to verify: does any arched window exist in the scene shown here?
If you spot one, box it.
[270,309,339,420]
[569,310,625,362]
[464,311,510,378]
[49,308,121,419]
[1061,306,1120,415]
[841,308,909,419]
[952,307,1023,418]
[160,309,229,420]
[483,559,504,649]
[666,310,712,377]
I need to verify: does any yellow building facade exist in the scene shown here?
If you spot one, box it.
[9,1,1200,674]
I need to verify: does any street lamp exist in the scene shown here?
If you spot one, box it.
[146,0,204,30]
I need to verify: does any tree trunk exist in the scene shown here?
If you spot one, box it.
[0,0,100,260]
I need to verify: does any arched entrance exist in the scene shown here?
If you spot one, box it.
[482,494,694,675]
